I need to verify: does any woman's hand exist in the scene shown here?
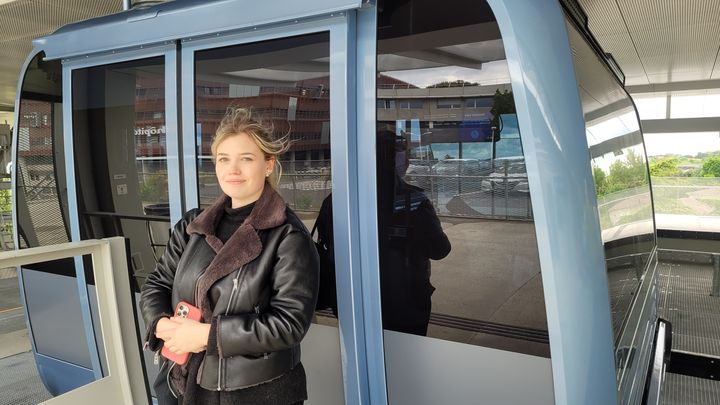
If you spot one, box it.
[162,317,211,354]
[154,317,177,341]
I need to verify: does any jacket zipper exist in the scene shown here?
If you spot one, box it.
[217,268,244,390]
[216,277,239,390]
[167,362,178,398]
[253,305,269,359]
[226,278,239,313]
[194,273,205,310]
[217,359,222,391]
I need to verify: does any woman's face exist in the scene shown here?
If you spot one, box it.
[215,132,274,208]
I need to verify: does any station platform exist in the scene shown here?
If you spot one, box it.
[0,351,51,405]
[0,275,51,404]
[1,248,720,404]
[658,261,720,405]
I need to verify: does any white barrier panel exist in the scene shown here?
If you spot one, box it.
[0,238,149,405]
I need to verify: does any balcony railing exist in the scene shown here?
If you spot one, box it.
[652,177,720,231]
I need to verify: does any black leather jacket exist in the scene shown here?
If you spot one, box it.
[140,188,319,391]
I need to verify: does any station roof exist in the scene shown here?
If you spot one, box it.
[0,0,719,122]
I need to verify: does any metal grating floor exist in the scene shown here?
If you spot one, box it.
[658,261,720,405]
[661,373,720,405]
[0,351,52,405]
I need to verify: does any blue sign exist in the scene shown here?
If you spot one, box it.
[458,120,493,142]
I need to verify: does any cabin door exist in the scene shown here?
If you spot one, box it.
[178,18,350,405]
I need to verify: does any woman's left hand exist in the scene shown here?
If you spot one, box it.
[162,317,211,354]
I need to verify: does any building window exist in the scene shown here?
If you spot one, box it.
[437,99,462,109]
[377,99,396,109]
[398,100,423,109]
[465,97,493,108]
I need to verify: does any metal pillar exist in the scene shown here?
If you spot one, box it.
[712,254,720,297]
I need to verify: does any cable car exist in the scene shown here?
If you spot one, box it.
[12,0,665,403]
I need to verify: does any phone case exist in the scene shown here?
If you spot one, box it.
[160,301,202,365]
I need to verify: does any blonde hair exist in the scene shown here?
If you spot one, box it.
[211,107,290,188]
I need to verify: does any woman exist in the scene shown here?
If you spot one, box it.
[140,107,319,405]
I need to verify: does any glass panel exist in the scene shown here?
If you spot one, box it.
[565,21,655,340]
[193,32,344,403]
[632,94,666,120]
[16,53,69,249]
[670,91,720,119]
[645,132,720,229]
[376,0,549,361]
[15,53,94,367]
[195,33,331,212]
[72,56,170,287]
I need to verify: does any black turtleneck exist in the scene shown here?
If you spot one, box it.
[215,201,255,243]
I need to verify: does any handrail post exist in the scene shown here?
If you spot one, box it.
[712,254,720,297]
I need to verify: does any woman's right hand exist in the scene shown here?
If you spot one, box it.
[155,317,177,341]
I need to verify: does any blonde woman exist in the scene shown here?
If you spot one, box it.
[141,107,319,404]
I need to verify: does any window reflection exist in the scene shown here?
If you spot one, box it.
[376,0,549,357]
[72,57,169,286]
[192,32,344,404]
[566,20,655,339]
[377,129,452,335]
[193,33,336,322]
[16,54,68,248]
[194,33,331,212]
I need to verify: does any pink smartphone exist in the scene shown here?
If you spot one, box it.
[160,301,201,365]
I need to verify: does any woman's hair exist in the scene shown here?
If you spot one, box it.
[211,107,290,188]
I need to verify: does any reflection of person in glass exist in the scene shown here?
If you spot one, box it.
[378,130,451,336]
[141,107,319,405]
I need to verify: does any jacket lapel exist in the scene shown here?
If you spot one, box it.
[186,184,287,320]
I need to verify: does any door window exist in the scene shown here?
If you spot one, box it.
[72,56,170,286]
[376,0,548,356]
[192,31,344,404]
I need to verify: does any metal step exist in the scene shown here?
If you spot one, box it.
[661,372,720,405]
[659,258,720,404]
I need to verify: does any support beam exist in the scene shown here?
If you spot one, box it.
[641,117,720,133]
[628,79,720,94]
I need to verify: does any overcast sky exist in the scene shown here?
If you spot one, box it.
[644,132,720,157]
[383,60,511,88]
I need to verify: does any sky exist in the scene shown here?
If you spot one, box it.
[634,92,720,157]
[383,60,511,88]
[644,132,720,157]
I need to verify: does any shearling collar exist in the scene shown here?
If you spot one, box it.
[186,184,287,250]
[185,184,287,321]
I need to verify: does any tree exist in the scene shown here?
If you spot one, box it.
[490,89,515,142]
[604,150,648,194]
[701,157,720,177]
[649,157,681,177]
[427,80,477,88]
[592,166,609,196]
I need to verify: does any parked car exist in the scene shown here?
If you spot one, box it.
[405,159,434,190]
[482,172,529,193]
[483,158,529,193]
[432,158,493,177]
[432,158,492,196]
